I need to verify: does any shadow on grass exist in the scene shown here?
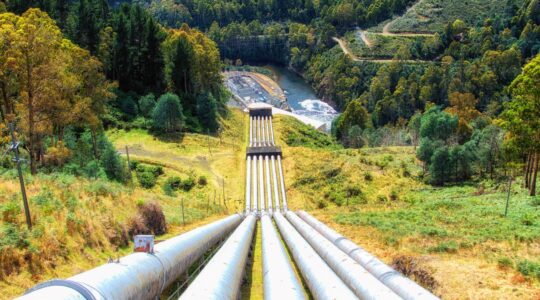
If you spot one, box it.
[152,131,186,144]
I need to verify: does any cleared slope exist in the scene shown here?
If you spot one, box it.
[273,114,540,299]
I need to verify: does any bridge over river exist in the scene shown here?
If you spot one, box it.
[17,105,438,300]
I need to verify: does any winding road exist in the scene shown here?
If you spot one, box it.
[332,36,429,64]
[333,0,435,64]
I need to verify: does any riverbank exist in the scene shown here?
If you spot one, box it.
[223,64,339,131]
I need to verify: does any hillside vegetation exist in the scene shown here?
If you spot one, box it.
[0,109,246,299]
[274,115,540,299]
[386,0,523,33]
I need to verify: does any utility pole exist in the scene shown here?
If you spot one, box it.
[181,196,185,226]
[9,123,32,229]
[222,178,226,206]
[504,176,513,217]
[125,145,132,181]
[206,194,210,216]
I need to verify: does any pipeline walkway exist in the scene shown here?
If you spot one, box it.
[19,104,438,300]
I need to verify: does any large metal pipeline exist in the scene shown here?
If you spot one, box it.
[252,155,258,212]
[257,117,263,147]
[277,155,288,210]
[264,117,274,146]
[273,212,358,299]
[285,211,401,300]
[261,213,305,300]
[263,116,266,145]
[297,211,439,300]
[265,155,273,212]
[269,117,275,145]
[249,116,253,147]
[179,214,256,300]
[245,156,251,212]
[252,116,257,146]
[259,155,265,211]
[18,214,243,300]
[270,156,281,211]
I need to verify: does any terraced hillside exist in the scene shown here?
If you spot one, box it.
[381,0,524,33]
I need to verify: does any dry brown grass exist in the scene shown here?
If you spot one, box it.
[0,109,248,299]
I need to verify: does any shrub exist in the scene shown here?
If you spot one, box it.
[100,144,125,182]
[517,260,540,279]
[128,215,149,237]
[322,167,341,178]
[363,171,373,181]
[138,202,167,235]
[390,189,399,201]
[86,180,117,197]
[132,117,153,129]
[82,160,103,179]
[402,167,411,177]
[136,164,163,177]
[316,199,328,209]
[164,176,182,190]
[345,185,362,197]
[180,176,195,191]
[294,174,317,186]
[521,213,535,226]
[391,256,437,292]
[31,189,62,214]
[377,194,388,202]
[497,257,513,269]
[530,197,540,207]
[0,201,20,223]
[137,171,157,189]
[198,176,208,186]
[162,184,175,196]
[420,227,448,237]
[428,241,458,253]
[104,219,129,248]
[139,94,156,118]
[0,224,28,249]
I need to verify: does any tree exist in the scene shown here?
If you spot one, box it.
[417,107,459,184]
[153,93,184,133]
[347,125,364,148]
[445,92,481,142]
[499,53,540,195]
[337,100,369,141]
[429,146,451,185]
[471,124,504,179]
[196,92,219,133]
[10,9,68,173]
[139,94,156,118]
[100,139,125,182]
[408,111,422,148]
[420,107,458,142]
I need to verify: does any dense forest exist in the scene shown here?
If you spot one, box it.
[0,0,224,180]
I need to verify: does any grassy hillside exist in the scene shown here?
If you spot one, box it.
[273,115,540,299]
[346,31,434,60]
[383,0,522,33]
[0,109,247,299]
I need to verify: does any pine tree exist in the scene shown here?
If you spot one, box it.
[196,92,219,133]
[153,93,185,133]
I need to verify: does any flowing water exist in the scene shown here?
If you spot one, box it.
[263,65,339,129]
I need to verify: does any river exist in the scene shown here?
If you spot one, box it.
[263,65,339,130]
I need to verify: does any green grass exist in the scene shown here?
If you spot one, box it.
[276,116,341,150]
[334,184,540,248]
